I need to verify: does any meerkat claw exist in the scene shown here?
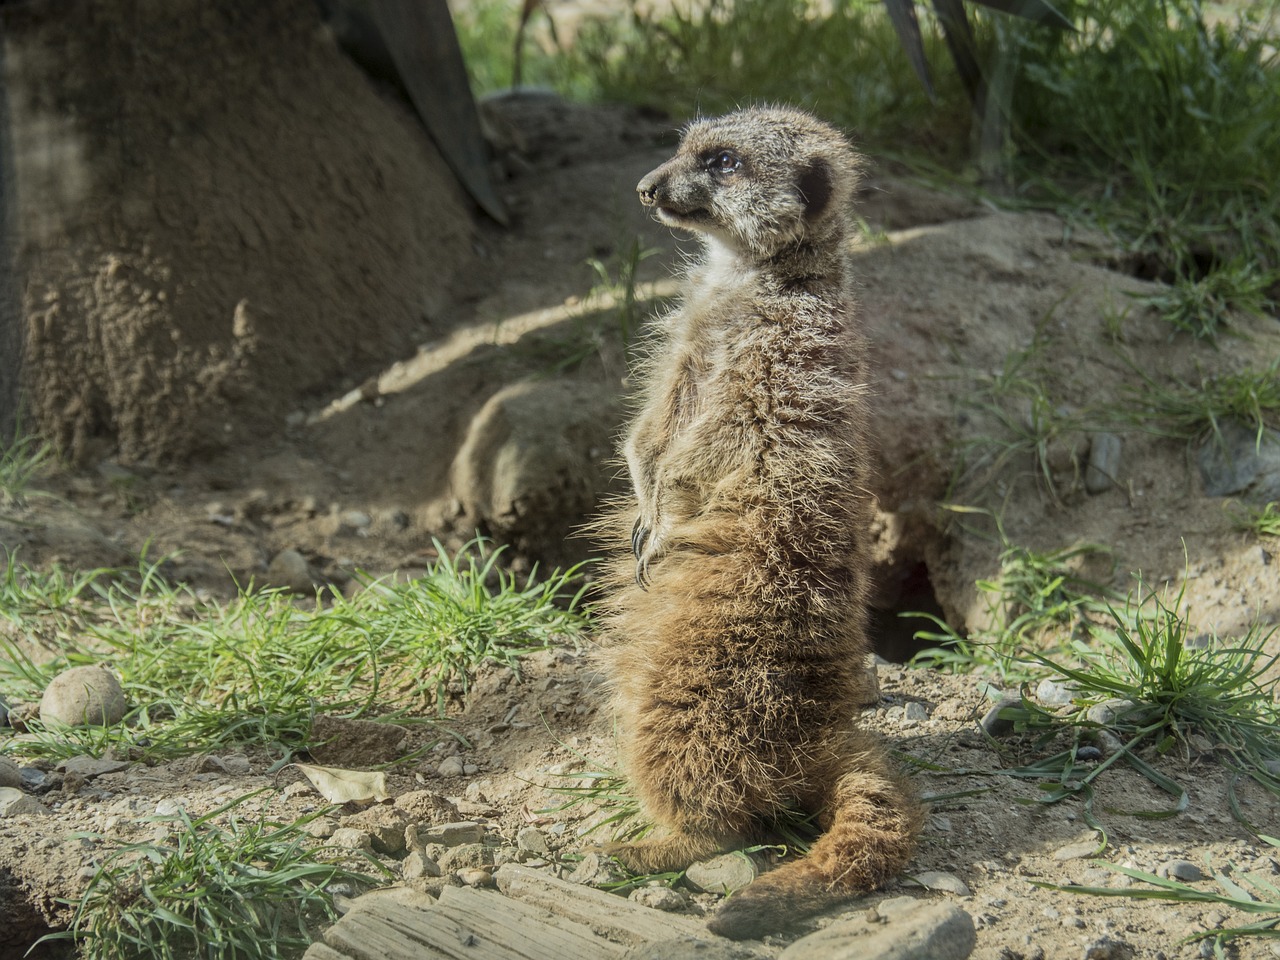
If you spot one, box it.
[631,517,648,559]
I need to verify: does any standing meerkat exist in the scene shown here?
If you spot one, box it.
[596,106,922,940]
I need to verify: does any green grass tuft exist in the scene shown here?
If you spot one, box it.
[1228,500,1280,538]
[38,791,386,960]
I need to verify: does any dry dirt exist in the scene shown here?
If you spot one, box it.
[2,9,1280,958]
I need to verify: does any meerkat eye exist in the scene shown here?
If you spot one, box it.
[707,150,741,175]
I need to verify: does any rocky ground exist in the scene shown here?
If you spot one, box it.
[3,94,1280,959]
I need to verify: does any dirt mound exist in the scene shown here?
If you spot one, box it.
[3,0,475,464]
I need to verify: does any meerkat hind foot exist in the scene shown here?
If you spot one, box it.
[602,831,732,875]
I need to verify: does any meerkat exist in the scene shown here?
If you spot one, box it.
[595,106,922,941]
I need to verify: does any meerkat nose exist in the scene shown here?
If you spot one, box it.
[637,172,661,206]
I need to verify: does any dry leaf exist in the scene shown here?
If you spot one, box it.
[293,762,389,804]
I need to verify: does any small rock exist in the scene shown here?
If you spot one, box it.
[909,871,971,896]
[1157,860,1204,882]
[0,787,49,817]
[329,827,373,852]
[155,798,185,816]
[338,510,372,533]
[1082,935,1134,960]
[394,790,460,823]
[685,852,759,895]
[1086,699,1137,727]
[780,900,976,960]
[980,698,1024,738]
[437,756,465,777]
[342,807,411,855]
[515,826,550,858]
[629,885,688,912]
[39,666,127,727]
[417,821,485,846]
[1054,837,1103,861]
[903,702,929,723]
[0,756,20,789]
[265,549,312,594]
[1074,745,1104,762]
[402,850,442,880]
[456,867,494,887]
[1035,678,1076,706]
[1197,421,1280,500]
[569,851,628,886]
[306,817,337,839]
[1085,433,1122,494]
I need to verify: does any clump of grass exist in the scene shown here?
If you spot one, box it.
[39,791,384,960]
[1037,834,1280,955]
[1142,262,1278,341]
[911,510,1116,681]
[1228,500,1280,538]
[1000,0,1280,279]
[1115,356,1280,447]
[0,540,591,761]
[0,427,52,505]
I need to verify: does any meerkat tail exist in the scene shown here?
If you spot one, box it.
[708,747,923,941]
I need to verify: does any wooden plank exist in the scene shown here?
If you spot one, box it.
[324,885,627,960]
[495,864,712,946]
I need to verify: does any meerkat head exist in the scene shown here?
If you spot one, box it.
[636,106,861,260]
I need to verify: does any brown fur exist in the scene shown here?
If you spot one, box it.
[594,106,922,941]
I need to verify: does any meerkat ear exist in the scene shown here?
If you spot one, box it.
[797,158,834,220]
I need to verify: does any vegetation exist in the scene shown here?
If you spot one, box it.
[0,541,590,761]
[39,792,384,960]
[0,425,52,505]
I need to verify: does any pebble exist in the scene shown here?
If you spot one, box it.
[903,702,929,723]
[265,548,312,593]
[1085,433,1122,494]
[1157,860,1204,882]
[402,850,442,880]
[155,798,185,816]
[39,666,128,727]
[516,826,550,858]
[568,852,627,886]
[456,867,494,887]
[684,852,759,894]
[780,900,976,960]
[1086,699,1137,727]
[438,843,493,873]
[0,756,20,789]
[1075,745,1104,762]
[980,698,1024,737]
[59,756,131,778]
[909,871,971,896]
[1035,678,1076,706]
[1197,422,1280,500]
[629,884,688,912]
[1053,837,1104,861]
[437,756,465,777]
[0,787,49,817]
[342,807,410,855]
[338,510,372,533]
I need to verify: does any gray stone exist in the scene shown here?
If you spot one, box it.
[909,870,971,896]
[629,884,688,912]
[417,821,484,846]
[265,548,312,594]
[0,786,48,817]
[1086,698,1138,727]
[1157,859,1204,882]
[780,900,976,960]
[1085,433,1122,494]
[568,851,628,886]
[58,756,131,778]
[39,666,127,727]
[0,756,20,789]
[1198,421,1280,501]
[875,896,924,920]
[980,697,1024,738]
[684,852,759,895]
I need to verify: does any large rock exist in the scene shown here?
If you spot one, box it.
[450,378,622,564]
[39,665,127,727]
